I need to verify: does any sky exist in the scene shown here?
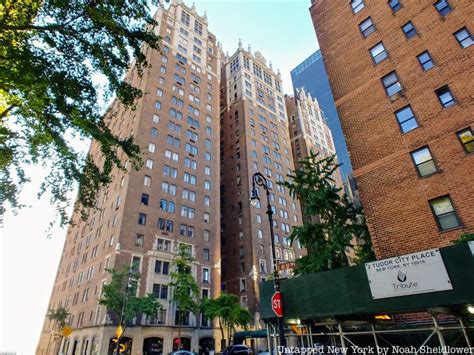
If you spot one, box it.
[0,1,319,353]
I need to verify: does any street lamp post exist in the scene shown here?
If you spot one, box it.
[114,271,134,355]
[250,172,287,347]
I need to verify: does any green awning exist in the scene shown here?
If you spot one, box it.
[233,329,268,341]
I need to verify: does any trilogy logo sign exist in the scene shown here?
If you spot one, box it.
[365,248,452,299]
[392,270,419,292]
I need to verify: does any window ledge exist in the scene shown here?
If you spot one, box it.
[418,171,441,179]
[438,225,465,234]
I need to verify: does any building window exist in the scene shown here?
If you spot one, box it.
[410,147,437,177]
[152,284,168,299]
[395,106,418,133]
[457,128,474,153]
[239,278,246,292]
[156,237,172,252]
[160,199,175,213]
[381,71,402,97]
[388,0,401,12]
[370,42,388,64]
[429,196,461,231]
[138,213,147,225]
[135,234,144,247]
[435,86,455,108]
[434,0,452,16]
[202,268,210,283]
[174,310,190,326]
[351,0,365,13]
[131,256,141,272]
[454,27,473,48]
[158,219,174,233]
[155,260,170,275]
[179,224,195,238]
[359,17,375,38]
[146,159,154,169]
[417,51,434,71]
[181,11,190,26]
[148,143,156,153]
[402,21,417,39]
[141,193,149,206]
[203,248,210,261]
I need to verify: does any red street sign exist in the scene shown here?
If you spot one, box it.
[271,291,283,317]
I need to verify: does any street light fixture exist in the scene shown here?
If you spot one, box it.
[250,172,287,347]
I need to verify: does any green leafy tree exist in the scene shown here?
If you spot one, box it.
[201,293,252,349]
[47,306,70,329]
[98,268,162,327]
[281,152,375,275]
[0,0,161,225]
[169,245,200,346]
[453,232,474,245]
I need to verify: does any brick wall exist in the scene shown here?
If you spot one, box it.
[311,0,474,258]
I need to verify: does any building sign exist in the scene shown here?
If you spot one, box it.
[365,248,452,299]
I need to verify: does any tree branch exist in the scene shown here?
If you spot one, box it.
[0,13,84,33]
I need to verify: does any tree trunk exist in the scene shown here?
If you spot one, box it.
[178,312,182,350]
[218,318,226,351]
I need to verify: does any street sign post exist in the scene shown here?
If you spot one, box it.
[271,291,283,317]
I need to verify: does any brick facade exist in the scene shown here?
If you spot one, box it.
[310,0,473,258]
[36,1,222,354]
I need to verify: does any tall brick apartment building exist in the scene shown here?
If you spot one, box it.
[36,1,222,354]
[310,0,473,259]
[220,44,304,325]
[285,88,341,187]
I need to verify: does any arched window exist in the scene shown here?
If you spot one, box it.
[143,337,164,355]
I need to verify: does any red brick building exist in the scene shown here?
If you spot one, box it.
[310,0,473,258]
[36,1,222,353]
[220,44,304,325]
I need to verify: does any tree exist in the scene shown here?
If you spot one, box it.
[201,293,252,349]
[168,245,200,347]
[98,267,161,327]
[281,152,375,275]
[453,232,474,245]
[46,307,70,353]
[0,0,161,225]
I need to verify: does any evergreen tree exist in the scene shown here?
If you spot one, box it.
[281,152,375,274]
